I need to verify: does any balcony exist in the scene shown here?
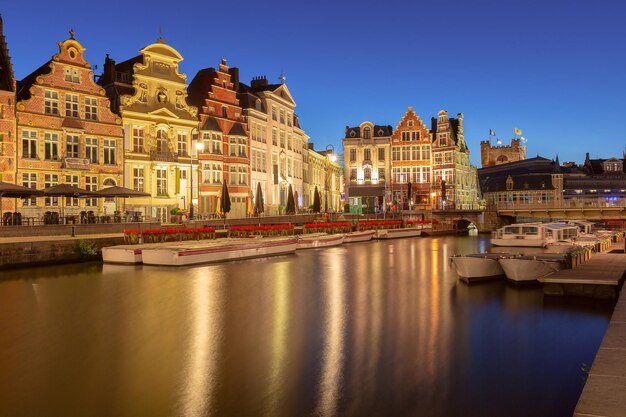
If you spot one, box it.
[62,157,90,170]
[150,150,179,162]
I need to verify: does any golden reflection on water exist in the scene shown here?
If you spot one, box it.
[265,262,290,417]
[179,268,225,417]
[314,249,346,417]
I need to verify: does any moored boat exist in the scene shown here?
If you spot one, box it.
[141,238,298,266]
[491,222,579,247]
[102,246,144,264]
[343,230,376,243]
[296,233,345,249]
[451,253,514,282]
[375,228,421,239]
[499,253,568,283]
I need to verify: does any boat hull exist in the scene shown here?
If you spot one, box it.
[499,258,564,283]
[102,246,143,264]
[451,255,506,282]
[343,230,375,243]
[297,234,345,249]
[141,239,298,266]
[375,228,421,239]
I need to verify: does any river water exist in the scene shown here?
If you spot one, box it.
[0,235,613,417]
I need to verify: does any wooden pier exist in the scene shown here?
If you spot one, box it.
[538,253,626,299]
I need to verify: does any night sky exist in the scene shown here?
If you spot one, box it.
[2,0,625,165]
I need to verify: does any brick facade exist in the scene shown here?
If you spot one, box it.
[188,59,250,218]
[391,107,432,208]
[0,15,17,212]
[15,33,124,219]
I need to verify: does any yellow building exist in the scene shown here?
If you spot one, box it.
[308,146,341,212]
[100,38,198,222]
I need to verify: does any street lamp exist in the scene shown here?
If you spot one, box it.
[325,144,336,213]
[189,128,203,220]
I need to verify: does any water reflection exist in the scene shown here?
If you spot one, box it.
[0,236,613,417]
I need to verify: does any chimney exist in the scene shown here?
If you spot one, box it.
[228,67,240,91]
[101,54,116,85]
[251,75,268,89]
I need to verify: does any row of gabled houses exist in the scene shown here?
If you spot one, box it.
[342,107,479,213]
[0,19,341,221]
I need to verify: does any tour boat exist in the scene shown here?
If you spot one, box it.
[343,230,376,243]
[490,222,579,248]
[296,233,345,249]
[498,253,568,283]
[450,253,515,282]
[102,245,144,264]
[140,238,298,266]
[375,228,421,239]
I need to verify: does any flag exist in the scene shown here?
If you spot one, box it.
[489,129,495,136]
[514,127,522,135]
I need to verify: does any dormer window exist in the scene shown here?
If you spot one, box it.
[363,127,371,139]
[350,130,356,137]
[378,129,384,136]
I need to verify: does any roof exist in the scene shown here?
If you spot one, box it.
[17,61,50,101]
[0,15,14,92]
[481,173,556,193]
[200,116,222,132]
[344,124,393,138]
[228,122,246,136]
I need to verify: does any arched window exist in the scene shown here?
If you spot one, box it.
[222,107,228,118]
[363,127,371,139]
[255,99,262,111]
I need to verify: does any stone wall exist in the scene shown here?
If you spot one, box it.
[0,236,123,269]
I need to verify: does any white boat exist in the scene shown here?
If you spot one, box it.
[343,230,376,243]
[491,222,579,247]
[375,228,421,239]
[297,233,345,249]
[499,253,567,283]
[102,245,144,264]
[141,238,298,266]
[451,253,513,282]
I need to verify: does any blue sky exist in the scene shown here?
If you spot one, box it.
[2,0,625,166]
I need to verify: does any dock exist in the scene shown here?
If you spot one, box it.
[574,285,626,416]
[538,253,626,299]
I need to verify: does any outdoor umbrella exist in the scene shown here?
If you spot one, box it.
[215,189,222,217]
[312,185,321,213]
[246,189,255,217]
[254,182,264,215]
[95,185,151,216]
[43,184,97,221]
[0,182,43,225]
[220,182,231,217]
[285,184,296,215]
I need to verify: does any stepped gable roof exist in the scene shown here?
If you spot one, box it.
[16,61,50,101]
[228,122,246,136]
[200,116,222,132]
[0,15,15,92]
[481,173,555,193]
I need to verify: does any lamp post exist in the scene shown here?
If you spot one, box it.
[324,144,336,213]
[189,128,203,220]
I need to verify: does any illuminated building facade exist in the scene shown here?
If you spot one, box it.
[390,107,432,209]
[16,32,123,218]
[480,138,526,167]
[431,111,478,209]
[343,122,392,214]
[308,145,341,212]
[99,38,198,222]
[188,59,249,218]
[0,15,16,212]
[237,76,309,215]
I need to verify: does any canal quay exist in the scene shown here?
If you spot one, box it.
[0,234,619,417]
